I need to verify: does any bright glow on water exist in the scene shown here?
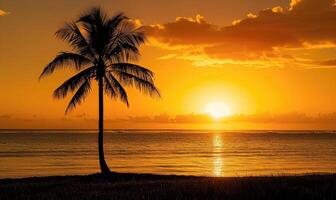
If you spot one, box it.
[213,133,223,176]
[0,130,336,178]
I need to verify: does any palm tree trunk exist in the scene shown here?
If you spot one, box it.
[98,75,111,175]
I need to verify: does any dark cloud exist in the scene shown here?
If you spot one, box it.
[0,114,11,119]
[229,113,319,124]
[121,114,173,123]
[111,112,336,124]
[319,59,336,66]
[1,112,336,129]
[145,0,336,61]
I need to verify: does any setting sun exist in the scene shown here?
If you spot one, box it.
[2,1,336,199]
[205,102,231,119]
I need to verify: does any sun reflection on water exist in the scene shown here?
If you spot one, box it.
[213,133,223,176]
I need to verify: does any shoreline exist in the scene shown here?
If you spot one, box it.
[1,173,336,199]
[1,171,335,180]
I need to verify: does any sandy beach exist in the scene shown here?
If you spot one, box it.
[1,173,336,200]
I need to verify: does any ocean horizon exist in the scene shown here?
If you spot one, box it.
[1,129,336,178]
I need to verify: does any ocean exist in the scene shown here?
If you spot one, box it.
[0,130,335,178]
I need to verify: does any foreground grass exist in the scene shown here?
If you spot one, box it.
[1,173,336,200]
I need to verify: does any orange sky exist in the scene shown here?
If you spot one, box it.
[1,0,336,129]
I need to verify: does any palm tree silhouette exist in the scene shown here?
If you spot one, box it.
[40,7,160,175]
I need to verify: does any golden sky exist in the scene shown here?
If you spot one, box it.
[1,0,336,129]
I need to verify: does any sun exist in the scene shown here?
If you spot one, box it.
[205,102,231,119]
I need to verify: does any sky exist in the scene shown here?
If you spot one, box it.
[1,0,336,129]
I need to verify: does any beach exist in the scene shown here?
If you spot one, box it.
[1,173,336,200]
[2,130,335,199]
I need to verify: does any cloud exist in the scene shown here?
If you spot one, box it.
[75,113,86,118]
[319,59,336,66]
[111,112,336,125]
[144,0,336,67]
[228,113,329,124]
[0,9,9,16]
[0,114,11,119]
[1,112,336,129]
[118,114,173,123]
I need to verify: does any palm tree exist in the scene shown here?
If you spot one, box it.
[40,7,160,175]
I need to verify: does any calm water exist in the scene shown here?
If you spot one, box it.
[0,130,336,178]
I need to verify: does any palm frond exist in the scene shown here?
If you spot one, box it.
[78,7,107,27]
[106,13,128,34]
[40,52,92,79]
[109,63,154,80]
[53,66,96,99]
[110,69,160,98]
[105,24,145,62]
[65,79,91,113]
[42,8,159,116]
[55,22,95,59]
[107,43,140,63]
[118,28,146,47]
[77,7,109,54]
[105,73,129,106]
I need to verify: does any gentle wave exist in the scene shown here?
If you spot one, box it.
[0,130,336,178]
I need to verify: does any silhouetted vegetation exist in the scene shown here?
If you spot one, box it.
[40,7,160,174]
[1,173,336,200]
